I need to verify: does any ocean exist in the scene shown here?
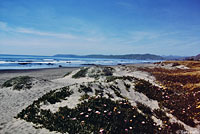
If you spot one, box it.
[0,55,161,70]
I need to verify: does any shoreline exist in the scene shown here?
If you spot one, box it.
[0,61,159,72]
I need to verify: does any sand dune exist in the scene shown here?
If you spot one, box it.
[0,64,199,134]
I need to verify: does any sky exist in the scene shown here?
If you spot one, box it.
[0,0,200,56]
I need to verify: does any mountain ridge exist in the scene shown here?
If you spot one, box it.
[185,53,200,61]
[54,53,164,60]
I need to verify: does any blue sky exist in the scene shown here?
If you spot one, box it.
[0,0,200,56]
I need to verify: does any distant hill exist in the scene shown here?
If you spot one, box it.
[54,54,164,60]
[185,54,200,61]
[195,54,200,60]
[161,55,186,60]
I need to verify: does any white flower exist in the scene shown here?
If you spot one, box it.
[95,111,101,114]
[71,118,76,120]
[99,128,104,132]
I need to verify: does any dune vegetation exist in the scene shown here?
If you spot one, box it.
[2,76,33,90]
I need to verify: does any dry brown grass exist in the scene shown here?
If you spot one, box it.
[164,61,200,69]
[150,61,200,90]
[139,61,200,127]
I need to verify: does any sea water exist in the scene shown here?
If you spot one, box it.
[0,55,161,70]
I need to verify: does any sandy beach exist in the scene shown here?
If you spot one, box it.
[0,67,78,86]
[0,63,199,134]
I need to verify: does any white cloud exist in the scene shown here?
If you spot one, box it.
[119,31,161,44]
[15,27,76,39]
[116,2,133,8]
[0,21,76,39]
[0,21,9,31]
[0,21,109,42]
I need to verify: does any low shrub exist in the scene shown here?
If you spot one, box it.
[72,68,88,78]
[2,76,32,90]
[17,97,160,134]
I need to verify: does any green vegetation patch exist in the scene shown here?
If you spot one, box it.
[86,67,114,79]
[153,109,169,122]
[106,76,119,82]
[136,102,153,116]
[124,82,131,92]
[78,85,93,93]
[109,85,124,99]
[17,95,187,134]
[102,67,113,76]
[17,97,162,134]
[2,76,33,90]
[72,68,88,78]
[79,94,90,101]
[63,71,71,77]
[134,79,163,101]
[38,86,73,104]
